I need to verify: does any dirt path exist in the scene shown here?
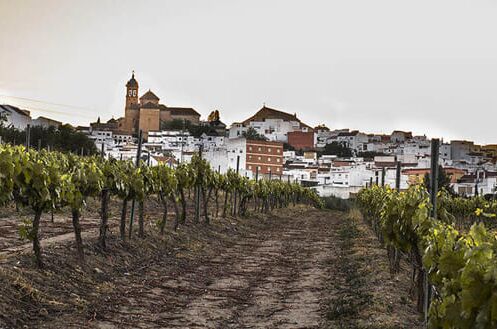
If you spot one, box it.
[91,207,335,329]
[1,206,422,329]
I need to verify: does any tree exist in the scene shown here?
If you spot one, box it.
[207,110,220,122]
[62,158,103,261]
[160,119,218,137]
[153,164,179,233]
[283,142,295,151]
[0,124,97,154]
[242,127,267,141]
[424,165,455,195]
[13,149,67,268]
[0,112,7,128]
[320,142,352,157]
[357,151,387,159]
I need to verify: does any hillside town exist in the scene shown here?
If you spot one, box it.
[2,72,496,199]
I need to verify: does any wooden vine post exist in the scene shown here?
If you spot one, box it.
[425,138,439,326]
[129,129,143,239]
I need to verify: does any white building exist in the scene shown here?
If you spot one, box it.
[32,116,62,128]
[0,105,31,130]
[226,138,249,176]
[231,105,313,143]
[147,130,199,153]
[390,131,413,143]
[450,140,478,161]
[200,133,226,150]
[308,157,409,199]
[228,123,247,139]
[334,131,369,152]
[452,172,497,197]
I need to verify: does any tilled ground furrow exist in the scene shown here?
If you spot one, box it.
[90,209,339,329]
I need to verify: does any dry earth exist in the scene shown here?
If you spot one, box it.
[0,205,422,329]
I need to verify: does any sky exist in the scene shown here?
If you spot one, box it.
[0,0,496,144]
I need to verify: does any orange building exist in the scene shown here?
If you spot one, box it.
[119,72,201,137]
[402,167,465,185]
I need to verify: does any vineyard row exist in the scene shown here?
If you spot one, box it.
[357,185,497,329]
[0,144,323,268]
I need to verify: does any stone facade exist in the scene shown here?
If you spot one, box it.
[120,72,201,138]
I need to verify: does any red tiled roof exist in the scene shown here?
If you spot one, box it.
[168,107,200,117]
[243,106,313,131]
[157,104,200,117]
[140,90,159,101]
[152,155,177,164]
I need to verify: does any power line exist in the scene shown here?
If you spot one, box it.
[7,103,96,119]
[0,94,105,119]
[0,94,96,112]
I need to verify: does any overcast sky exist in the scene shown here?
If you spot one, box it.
[1,0,496,144]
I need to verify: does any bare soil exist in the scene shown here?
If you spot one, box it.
[0,205,422,329]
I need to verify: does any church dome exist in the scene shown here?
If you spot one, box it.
[126,71,139,88]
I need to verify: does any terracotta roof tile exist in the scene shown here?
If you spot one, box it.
[242,106,313,131]
[140,90,160,101]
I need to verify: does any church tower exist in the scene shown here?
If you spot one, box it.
[123,71,140,134]
[126,71,139,108]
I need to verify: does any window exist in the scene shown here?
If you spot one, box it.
[268,148,272,152]
[257,166,261,170]
[276,158,280,163]
[276,168,280,172]
[268,157,271,162]
[258,147,262,151]
[133,90,137,97]
[128,90,132,96]
[249,155,252,160]
[277,149,280,153]
[248,165,252,170]
[249,146,252,151]
[258,156,261,160]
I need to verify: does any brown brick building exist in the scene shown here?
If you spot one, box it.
[245,139,284,175]
[119,72,201,137]
[287,131,315,150]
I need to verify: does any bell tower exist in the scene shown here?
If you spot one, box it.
[126,71,139,108]
[124,71,140,134]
